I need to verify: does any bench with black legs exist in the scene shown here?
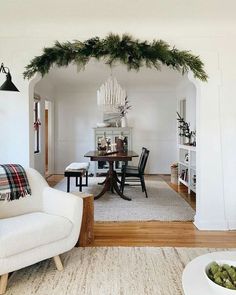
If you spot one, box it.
[64,162,90,193]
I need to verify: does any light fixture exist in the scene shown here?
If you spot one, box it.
[0,63,19,92]
[97,76,126,112]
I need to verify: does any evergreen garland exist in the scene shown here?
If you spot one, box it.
[23,34,208,81]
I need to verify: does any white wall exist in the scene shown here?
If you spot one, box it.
[0,43,31,166]
[54,89,97,173]
[128,89,177,174]
[0,0,236,230]
[0,90,27,164]
[220,53,236,230]
[53,87,177,174]
[0,38,52,167]
[176,79,196,147]
[177,79,196,131]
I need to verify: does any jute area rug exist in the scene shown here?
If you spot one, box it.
[7,247,230,295]
[54,177,195,222]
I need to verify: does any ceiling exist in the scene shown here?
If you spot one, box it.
[1,0,235,38]
[41,59,185,91]
[1,0,235,25]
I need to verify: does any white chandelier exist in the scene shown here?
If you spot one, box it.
[97,76,126,113]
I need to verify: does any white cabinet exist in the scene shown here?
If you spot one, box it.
[178,144,196,194]
[94,127,132,175]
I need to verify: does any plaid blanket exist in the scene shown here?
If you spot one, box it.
[0,164,31,201]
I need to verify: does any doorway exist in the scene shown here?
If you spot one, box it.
[45,100,54,176]
[29,62,197,223]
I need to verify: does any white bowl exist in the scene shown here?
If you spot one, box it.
[205,260,236,294]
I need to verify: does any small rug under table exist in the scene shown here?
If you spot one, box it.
[7,247,231,295]
[54,177,195,222]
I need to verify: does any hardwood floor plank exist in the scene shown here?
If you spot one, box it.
[94,221,236,247]
[48,174,236,248]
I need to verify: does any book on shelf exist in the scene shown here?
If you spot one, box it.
[192,174,196,187]
[180,169,188,182]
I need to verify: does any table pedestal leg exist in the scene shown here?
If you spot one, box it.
[112,176,131,201]
[94,161,131,201]
[98,179,106,185]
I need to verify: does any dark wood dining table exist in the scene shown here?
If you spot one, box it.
[84,150,138,201]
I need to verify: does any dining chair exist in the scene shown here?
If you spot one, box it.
[125,147,146,171]
[120,148,150,198]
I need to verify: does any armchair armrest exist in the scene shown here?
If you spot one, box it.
[42,187,83,225]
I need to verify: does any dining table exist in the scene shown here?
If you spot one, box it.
[84,150,138,201]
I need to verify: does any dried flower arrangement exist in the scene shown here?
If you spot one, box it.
[117,97,131,118]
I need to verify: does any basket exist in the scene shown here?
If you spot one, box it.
[171,164,178,184]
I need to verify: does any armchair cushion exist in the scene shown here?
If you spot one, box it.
[43,187,83,225]
[0,212,72,259]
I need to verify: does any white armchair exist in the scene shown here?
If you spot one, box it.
[0,168,84,294]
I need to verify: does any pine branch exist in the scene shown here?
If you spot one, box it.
[23,34,208,81]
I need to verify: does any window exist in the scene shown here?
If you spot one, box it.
[34,99,41,153]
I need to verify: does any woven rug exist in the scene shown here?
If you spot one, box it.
[7,247,230,295]
[54,177,195,222]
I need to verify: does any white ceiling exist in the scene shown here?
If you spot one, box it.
[1,0,235,24]
[1,0,235,38]
[41,59,185,91]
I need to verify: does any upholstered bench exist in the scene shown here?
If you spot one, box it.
[64,162,90,193]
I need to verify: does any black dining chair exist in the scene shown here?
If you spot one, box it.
[125,147,146,171]
[120,148,150,198]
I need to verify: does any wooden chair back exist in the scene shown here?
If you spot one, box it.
[137,147,146,169]
[138,148,149,174]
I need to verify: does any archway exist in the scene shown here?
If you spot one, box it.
[28,59,200,224]
[26,34,205,227]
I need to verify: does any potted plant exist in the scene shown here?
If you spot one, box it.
[117,97,131,127]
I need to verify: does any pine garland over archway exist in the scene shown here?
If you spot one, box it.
[23,34,208,81]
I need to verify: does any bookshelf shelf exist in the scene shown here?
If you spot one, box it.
[179,161,188,168]
[178,145,196,194]
[179,178,189,187]
[190,186,196,193]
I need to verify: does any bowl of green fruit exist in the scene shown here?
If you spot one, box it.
[205,261,236,294]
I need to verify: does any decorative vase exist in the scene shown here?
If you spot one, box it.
[116,139,125,152]
[121,116,127,128]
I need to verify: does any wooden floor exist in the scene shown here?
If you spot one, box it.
[47,174,236,248]
[94,221,236,248]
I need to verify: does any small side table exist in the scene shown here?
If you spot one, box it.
[72,192,94,247]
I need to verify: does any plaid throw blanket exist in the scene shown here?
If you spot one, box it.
[0,164,31,201]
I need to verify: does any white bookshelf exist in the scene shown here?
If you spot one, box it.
[178,144,196,194]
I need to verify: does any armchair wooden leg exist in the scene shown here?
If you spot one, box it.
[53,255,63,271]
[0,273,8,295]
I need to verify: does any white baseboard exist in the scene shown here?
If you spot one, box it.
[227,220,236,230]
[194,217,229,231]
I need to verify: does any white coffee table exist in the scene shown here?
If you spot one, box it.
[182,251,236,295]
